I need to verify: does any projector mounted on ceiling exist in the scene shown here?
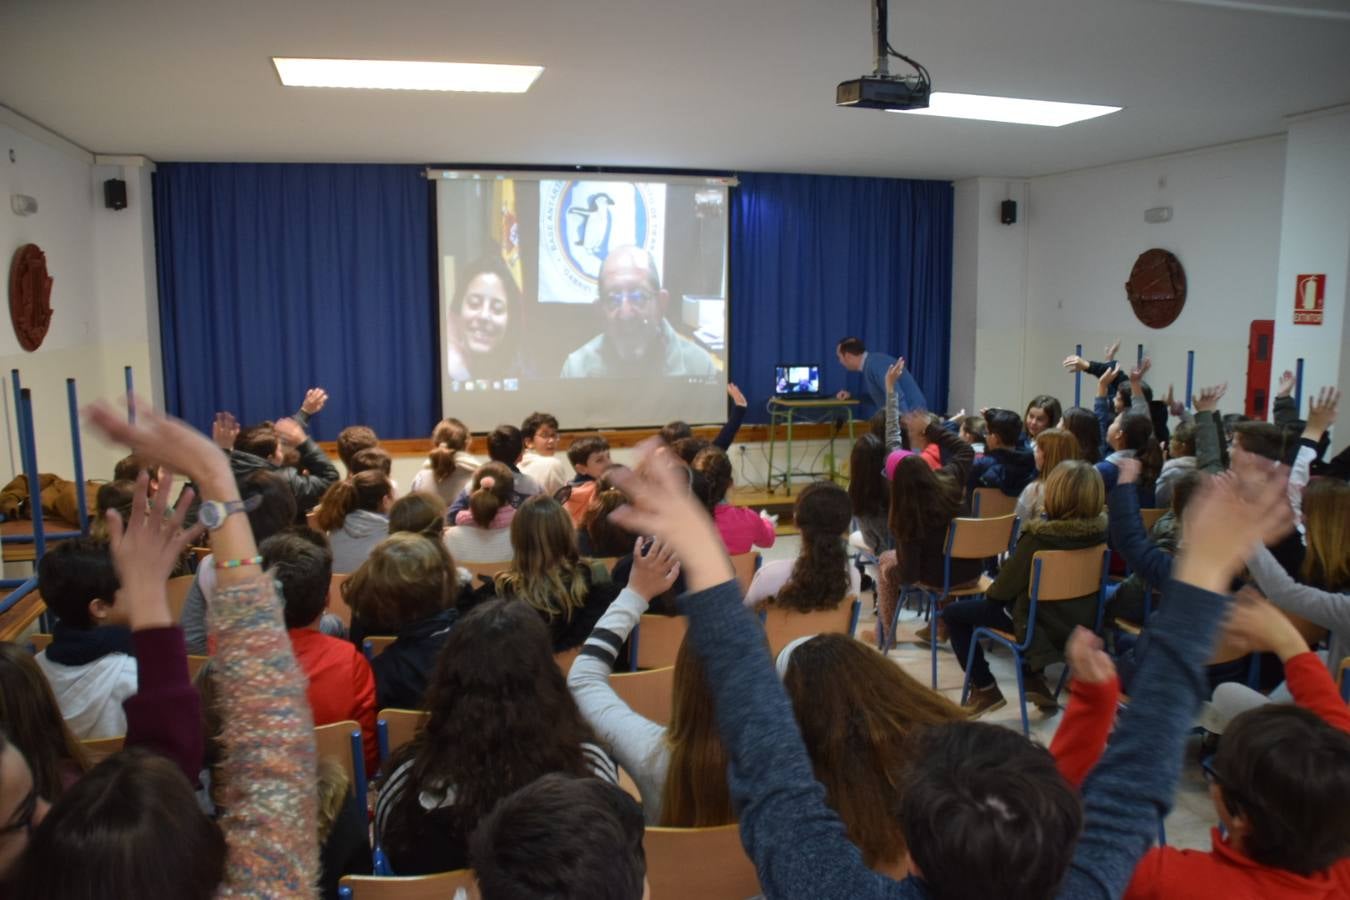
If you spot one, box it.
[836,0,931,111]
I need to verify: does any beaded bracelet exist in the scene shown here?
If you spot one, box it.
[214,555,263,570]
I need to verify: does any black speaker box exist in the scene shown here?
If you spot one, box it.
[104,178,128,211]
[1000,199,1017,225]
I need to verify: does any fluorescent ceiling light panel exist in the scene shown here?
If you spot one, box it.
[272,58,543,93]
[894,92,1120,126]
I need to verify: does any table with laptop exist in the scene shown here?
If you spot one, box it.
[765,363,859,495]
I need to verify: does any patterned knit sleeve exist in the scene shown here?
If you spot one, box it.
[211,575,319,898]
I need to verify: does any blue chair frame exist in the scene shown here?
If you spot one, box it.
[960,546,1109,736]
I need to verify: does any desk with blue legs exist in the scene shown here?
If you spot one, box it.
[764,397,859,495]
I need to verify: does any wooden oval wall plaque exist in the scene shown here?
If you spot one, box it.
[1124,248,1186,329]
[9,243,54,352]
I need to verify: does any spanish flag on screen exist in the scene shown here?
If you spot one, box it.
[495,179,523,289]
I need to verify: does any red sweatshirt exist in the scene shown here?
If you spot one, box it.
[1050,654,1350,899]
[288,627,378,774]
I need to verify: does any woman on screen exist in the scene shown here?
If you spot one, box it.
[445,256,526,382]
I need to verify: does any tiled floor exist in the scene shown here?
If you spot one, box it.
[759,535,1216,852]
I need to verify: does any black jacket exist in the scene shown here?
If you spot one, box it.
[229,438,339,519]
[367,608,459,711]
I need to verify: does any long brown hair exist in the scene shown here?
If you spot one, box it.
[496,496,590,621]
[659,639,734,826]
[314,469,392,532]
[388,492,447,540]
[888,456,962,544]
[1034,428,1079,483]
[1061,407,1102,465]
[1302,477,1350,591]
[774,482,852,612]
[0,643,89,802]
[691,447,734,509]
[782,635,965,870]
[848,433,888,520]
[429,418,470,482]
[467,462,514,528]
[379,599,599,860]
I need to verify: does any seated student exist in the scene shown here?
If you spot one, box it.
[345,533,459,711]
[946,460,1108,716]
[968,408,1036,497]
[691,446,776,555]
[315,470,395,574]
[1024,394,1062,446]
[1155,421,1197,509]
[569,539,733,826]
[1015,427,1080,524]
[0,644,90,805]
[181,470,298,654]
[444,463,517,563]
[347,446,392,477]
[670,436,710,465]
[778,634,967,879]
[374,599,618,876]
[470,773,647,900]
[113,453,162,491]
[1098,407,1161,506]
[409,417,480,506]
[876,408,976,647]
[518,411,572,496]
[16,402,318,898]
[229,416,339,519]
[560,435,612,526]
[335,425,379,473]
[848,432,892,557]
[492,496,623,652]
[1061,405,1104,465]
[446,424,542,519]
[745,481,861,609]
[33,539,136,740]
[260,531,377,774]
[603,437,1287,900]
[958,414,987,455]
[387,491,447,542]
[89,479,135,542]
[660,382,750,451]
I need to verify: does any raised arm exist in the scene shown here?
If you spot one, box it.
[925,420,974,486]
[1191,383,1228,474]
[1246,542,1350,635]
[1106,462,1172,589]
[612,447,913,899]
[1050,628,1120,788]
[1127,358,1152,415]
[713,384,749,450]
[275,416,340,505]
[883,358,907,452]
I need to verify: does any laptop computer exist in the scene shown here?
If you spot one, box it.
[774,363,822,398]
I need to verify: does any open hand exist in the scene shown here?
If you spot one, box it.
[628,536,681,601]
[884,357,906,390]
[1192,382,1227,413]
[1306,386,1340,436]
[1104,340,1121,362]
[1165,385,1184,418]
[212,411,239,451]
[88,398,235,492]
[1062,355,1090,373]
[1176,462,1291,593]
[301,387,329,416]
[1096,365,1120,398]
[107,473,205,629]
[727,383,747,408]
[1275,370,1296,399]
[1130,356,1151,385]
[1065,627,1116,685]
[1222,587,1308,661]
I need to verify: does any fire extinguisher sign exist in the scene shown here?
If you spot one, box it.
[1294,274,1325,325]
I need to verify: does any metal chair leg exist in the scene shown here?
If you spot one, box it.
[1012,654,1030,737]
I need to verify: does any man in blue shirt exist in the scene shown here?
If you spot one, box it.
[835,337,927,415]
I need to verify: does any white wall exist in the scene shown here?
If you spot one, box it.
[0,112,159,486]
[954,136,1288,418]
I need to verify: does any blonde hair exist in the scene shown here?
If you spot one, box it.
[1041,460,1104,521]
[1034,428,1079,483]
[496,496,590,621]
[1302,478,1350,592]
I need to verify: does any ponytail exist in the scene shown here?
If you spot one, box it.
[315,469,391,532]
[468,462,515,528]
[429,418,470,482]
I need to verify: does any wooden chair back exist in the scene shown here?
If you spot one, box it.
[364,635,396,659]
[762,597,859,656]
[971,487,1018,518]
[314,719,363,791]
[338,870,478,899]
[166,574,195,622]
[554,646,581,676]
[189,546,211,565]
[28,632,53,653]
[462,560,512,582]
[327,573,353,630]
[1030,545,1108,602]
[1139,507,1168,533]
[729,552,761,595]
[81,734,125,764]
[947,515,1017,560]
[633,615,688,669]
[610,665,675,726]
[187,654,210,681]
[644,824,760,900]
[378,708,428,763]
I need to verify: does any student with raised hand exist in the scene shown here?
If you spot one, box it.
[661,382,750,451]
[568,538,735,828]
[608,438,1291,900]
[14,402,317,899]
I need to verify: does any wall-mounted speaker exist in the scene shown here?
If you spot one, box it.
[103,178,127,211]
[1000,199,1017,225]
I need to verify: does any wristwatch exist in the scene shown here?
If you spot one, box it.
[198,497,260,530]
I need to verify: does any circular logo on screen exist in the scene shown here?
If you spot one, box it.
[540,180,663,300]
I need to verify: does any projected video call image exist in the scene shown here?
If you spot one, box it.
[436,175,731,428]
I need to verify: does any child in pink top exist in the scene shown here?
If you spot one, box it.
[693,446,776,555]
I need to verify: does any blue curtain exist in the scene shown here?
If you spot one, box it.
[154,163,435,440]
[729,172,953,422]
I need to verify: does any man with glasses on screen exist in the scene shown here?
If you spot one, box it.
[560,245,718,378]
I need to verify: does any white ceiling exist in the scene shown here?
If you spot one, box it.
[2,0,1349,180]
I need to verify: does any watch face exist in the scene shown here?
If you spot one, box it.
[199,502,223,529]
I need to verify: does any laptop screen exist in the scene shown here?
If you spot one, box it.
[774,364,820,396]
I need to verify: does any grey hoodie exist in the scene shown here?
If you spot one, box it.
[1154,455,1196,509]
[328,509,390,574]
